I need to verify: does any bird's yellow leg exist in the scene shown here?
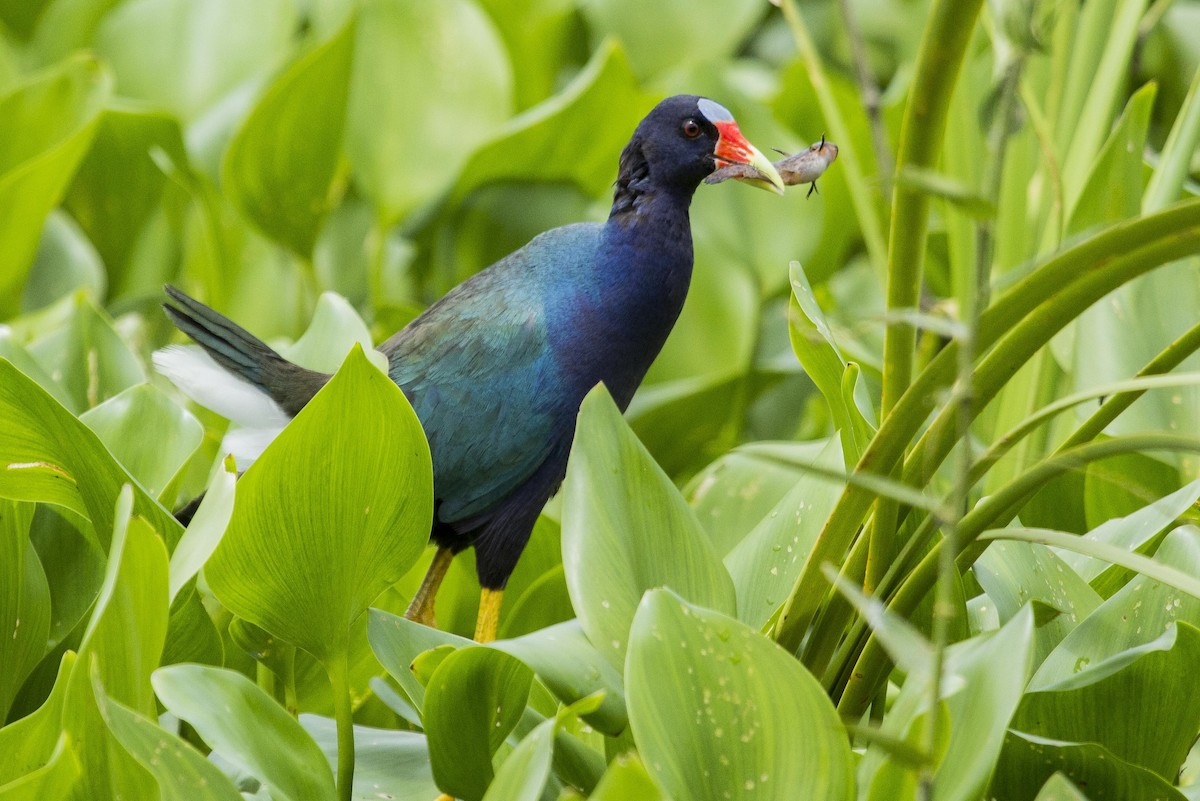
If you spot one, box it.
[404,547,454,628]
[474,588,504,643]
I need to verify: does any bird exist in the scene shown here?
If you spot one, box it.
[155,95,784,644]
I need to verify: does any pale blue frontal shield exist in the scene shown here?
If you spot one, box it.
[697,98,735,123]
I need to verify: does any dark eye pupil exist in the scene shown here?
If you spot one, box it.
[683,120,700,137]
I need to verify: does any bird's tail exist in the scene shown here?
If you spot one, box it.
[153,286,330,457]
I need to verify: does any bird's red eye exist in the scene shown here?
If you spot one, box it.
[682,119,701,138]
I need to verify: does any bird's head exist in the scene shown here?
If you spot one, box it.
[617,95,785,202]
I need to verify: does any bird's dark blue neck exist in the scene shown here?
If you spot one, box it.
[550,189,695,410]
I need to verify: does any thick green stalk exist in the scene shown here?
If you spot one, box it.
[838,433,1200,714]
[773,199,1200,654]
[328,653,355,801]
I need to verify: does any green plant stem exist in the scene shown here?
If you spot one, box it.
[773,199,1200,655]
[837,433,1200,714]
[328,652,355,801]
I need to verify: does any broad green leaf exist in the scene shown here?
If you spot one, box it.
[168,456,236,602]
[0,652,75,785]
[29,507,104,649]
[725,437,844,629]
[1033,526,1200,688]
[368,608,471,714]
[974,540,1102,668]
[346,0,512,223]
[0,500,50,721]
[500,563,573,639]
[302,715,439,800]
[0,326,70,409]
[473,0,575,110]
[223,16,356,257]
[62,487,169,801]
[562,387,736,669]
[991,732,1185,801]
[62,104,188,292]
[81,383,203,499]
[449,40,654,202]
[589,754,665,801]
[94,0,297,124]
[1015,622,1200,780]
[490,619,627,736]
[626,590,854,801]
[1033,773,1092,801]
[685,441,823,558]
[154,664,335,801]
[0,359,181,550]
[788,262,875,466]
[578,0,761,78]
[94,667,243,801]
[21,211,106,312]
[206,345,433,665]
[282,292,379,374]
[27,293,145,412]
[0,733,79,801]
[423,647,534,801]
[0,55,109,319]
[480,715,554,801]
[161,584,224,667]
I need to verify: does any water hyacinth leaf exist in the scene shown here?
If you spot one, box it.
[168,456,236,603]
[368,608,470,714]
[489,619,628,735]
[1032,526,1200,689]
[205,345,433,666]
[302,716,439,800]
[0,733,80,801]
[974,540,1101,668]
[154,664,336,801]
[223,16,356,257]
[94,667,243,801]
[80,383,204,499]
[626,590,854,801]
[282,292,380,374]
[990,732,1185,801]
[94,0,296,125]
[562,386,736,670]
[0,652,74,785]
[1032,773,1092,801]
[62,488,169,801]
[1015,622,1200,781]
[0,55,109,319]
[346,0,512,223]
[22,211,106,313]
[0,359,181,550]
[27,294,146,412]
[480,715,555,801]
[589,754,665,801]
[473,0,575,111]
[161,584,224,667]
[450,40,654,202]
[725,437,844,629]
[0,500,51,721]
[578,0,762,78]
[422,647,534,801]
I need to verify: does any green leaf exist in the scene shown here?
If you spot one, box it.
[0,500,50,721]
[0,652,75,785]
[625,590,854,801]
[81,383,203,499]
[168,457,236,602]
[578,0,762,78]
[368,608,470,715]
[480,715,554,801]
[206,345,433,665]
[223,16,356,257]
[94,0,297,124]
[449,39,654,202]
[282,291,380,374]
[0,55,109,319]
[345,0,512,223]
[153,664,336,801]
[490,619,627,736]
[21,211,106,313]
[423,646,534,801]
[0,359,181,550]
[1015,622,1200,780]
[301,715,439,800]
[94,667,243,801]
[62,486,169,801]
[589,754,665,801]
[0,733,79,801]
[725,437,844,629]
[562,386,736,669]
[991,732,1185,801]
[1033,773,1092,801]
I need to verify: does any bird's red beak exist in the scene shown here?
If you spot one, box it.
[712,120,786,194]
